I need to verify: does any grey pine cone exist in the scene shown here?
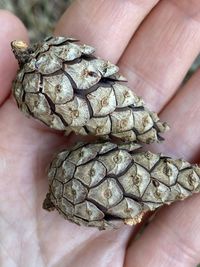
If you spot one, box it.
[11,36,169,144]
[44,141,200,230]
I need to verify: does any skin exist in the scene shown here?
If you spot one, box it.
[0,0,200,266]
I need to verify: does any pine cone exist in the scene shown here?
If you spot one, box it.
[12,37,198,231]
[11,37,169,143]
[43,141,200,230]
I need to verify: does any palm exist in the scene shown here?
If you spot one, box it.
[1,1,200,266]
[1,97,131,266]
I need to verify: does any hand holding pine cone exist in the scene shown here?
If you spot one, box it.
[11,37,200,229]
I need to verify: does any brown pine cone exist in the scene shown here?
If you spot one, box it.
[43,142,200,230]
[11,37,169,144]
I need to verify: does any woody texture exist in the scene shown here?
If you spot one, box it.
[11,37,200,230]
[11,37,168,143]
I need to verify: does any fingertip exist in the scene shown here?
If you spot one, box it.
[0,9,28,38]
[0,10,29,106]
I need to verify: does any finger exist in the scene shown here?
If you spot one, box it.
[152,67,200,162]
[0,10,28,107]
[55,0,160,62]
[125,195,200,267]
[125,69,200,267]
[119,0,200,112]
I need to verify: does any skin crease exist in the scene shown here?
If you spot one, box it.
[0,0,200,266]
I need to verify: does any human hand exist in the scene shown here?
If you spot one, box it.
[1,1,200,266]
